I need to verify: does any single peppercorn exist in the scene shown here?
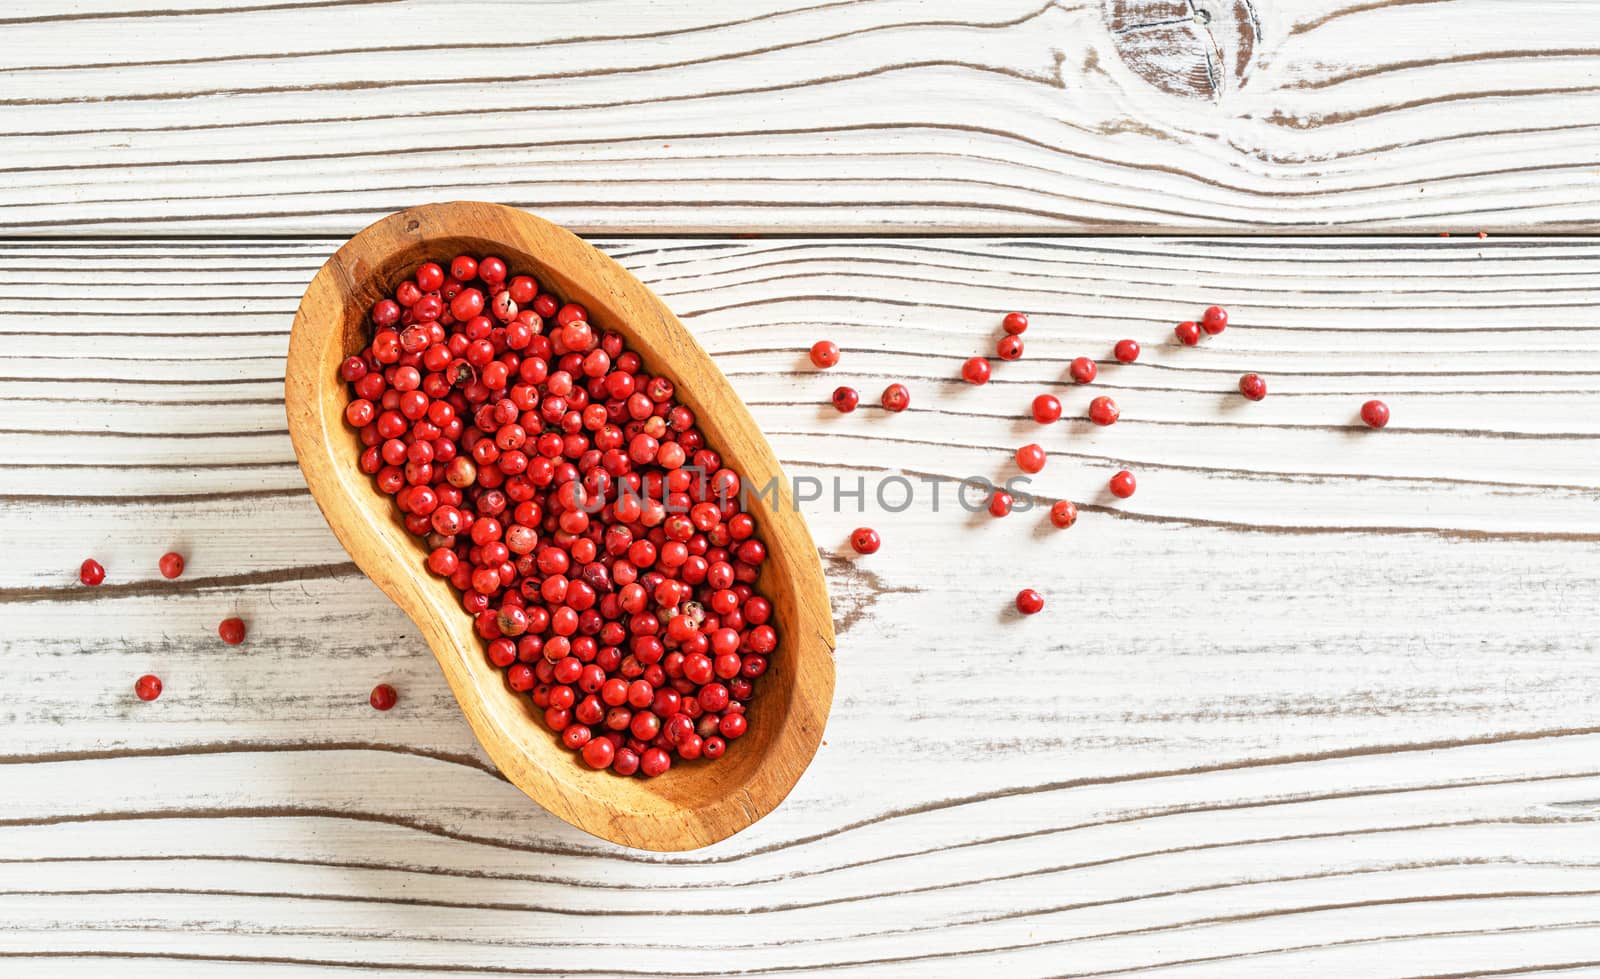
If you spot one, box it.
[79,558,105,586]
[988,490,1014,518]
[1109,470,1137,498]
[809,340,840,369]
[581,736,615,770]
[1016,444,1046,474]
[1113,339,1140,364]
[1015,588,1044,615]
[640,746,672,777]
[1031,394,1061,424]
[961,356,992,385]
[1088,396,1119,426]
[218,617,247,645]
[881,383,910,412]
[831,386,860,413]
[1202,305,1228,335]
[850,527,881,555]
[134,674,162,702]
[1049,500,1078,529]
[1361,399,1390,429]
[997,335,1024,361]
[158,552,185,579]
[1069,357,1097,384]
[370,683,398,711]
[1002,312,1029,335]
[1174,321,1201,346]
[1239,373,1267,401]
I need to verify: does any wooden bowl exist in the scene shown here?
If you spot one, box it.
[285,202,835,851]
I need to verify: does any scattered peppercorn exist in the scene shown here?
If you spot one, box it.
[1069,357,1097,384]
[158,552,185,579]
[1031,394,1062,424]
[850,527,882,555]
[988,491,1014,518]
[881,383,910,412]
[79,559,105,587]
[134,674,162,702]
[1361,399,1391,429]
[831,386,860,413]
[370,683,398,711]
[1088,396,1119,426]
[1109,470,1137,498]
[218,617,247,645]
[809,340,840,369]
[1016,444,1046,474]
[1049,500,1077,529]
[961,356,992,385]
[997,336,1024,361]
[1174,321,1201,346]
[1002,312,1029,335]
[1238,373,1267,401]
[1113,339,1140,364]
[1015,589,1044,615]
[1201,306,1228,335]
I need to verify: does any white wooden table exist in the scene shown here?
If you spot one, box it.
[5,2,1600,975]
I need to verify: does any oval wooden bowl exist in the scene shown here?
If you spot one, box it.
[285,202,835,851]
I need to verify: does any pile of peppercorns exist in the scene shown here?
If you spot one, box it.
[338,254,774,778]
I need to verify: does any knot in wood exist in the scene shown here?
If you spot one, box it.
[1104,0,1259,99]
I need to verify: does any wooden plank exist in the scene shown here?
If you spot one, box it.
[4,1,1600,234]
[2,236,1599,974]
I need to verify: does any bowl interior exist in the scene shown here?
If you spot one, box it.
[298,216,832,846]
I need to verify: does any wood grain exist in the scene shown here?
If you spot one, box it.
[5,0,1600,234]
[3,235,1599,974]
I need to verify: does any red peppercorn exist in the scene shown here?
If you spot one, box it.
[809,340,840,369]
[478,256,507,287]
[1109,470,1137,498]
[218,617,247,645]
[79,558,105,586]
[1069,357,1097,384]
[831,386,859,413]
[581,736,615,770]
[881,383,910,412]
[1088,396,1119,426]
[1002,312,1028,335]
[1238,373,1267,401]
[415,263,444,292]
[961,356,991,385]
[1016,444,1046,474]
[1015,589,1044,615]
[369,683,398,711]
[640,747,672,777]
[1049,500,1077,529]
[1174,321,1201,346]
[1201,305,1228,335]
[1031,394,1061,424]
[988,490,1014,518]
[1113,339,1140,364]
[1361,399,1390,429]
[997,335,1023,361]
[850,527,881,555]
[134,674,162,702]
[158,552,185,579]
